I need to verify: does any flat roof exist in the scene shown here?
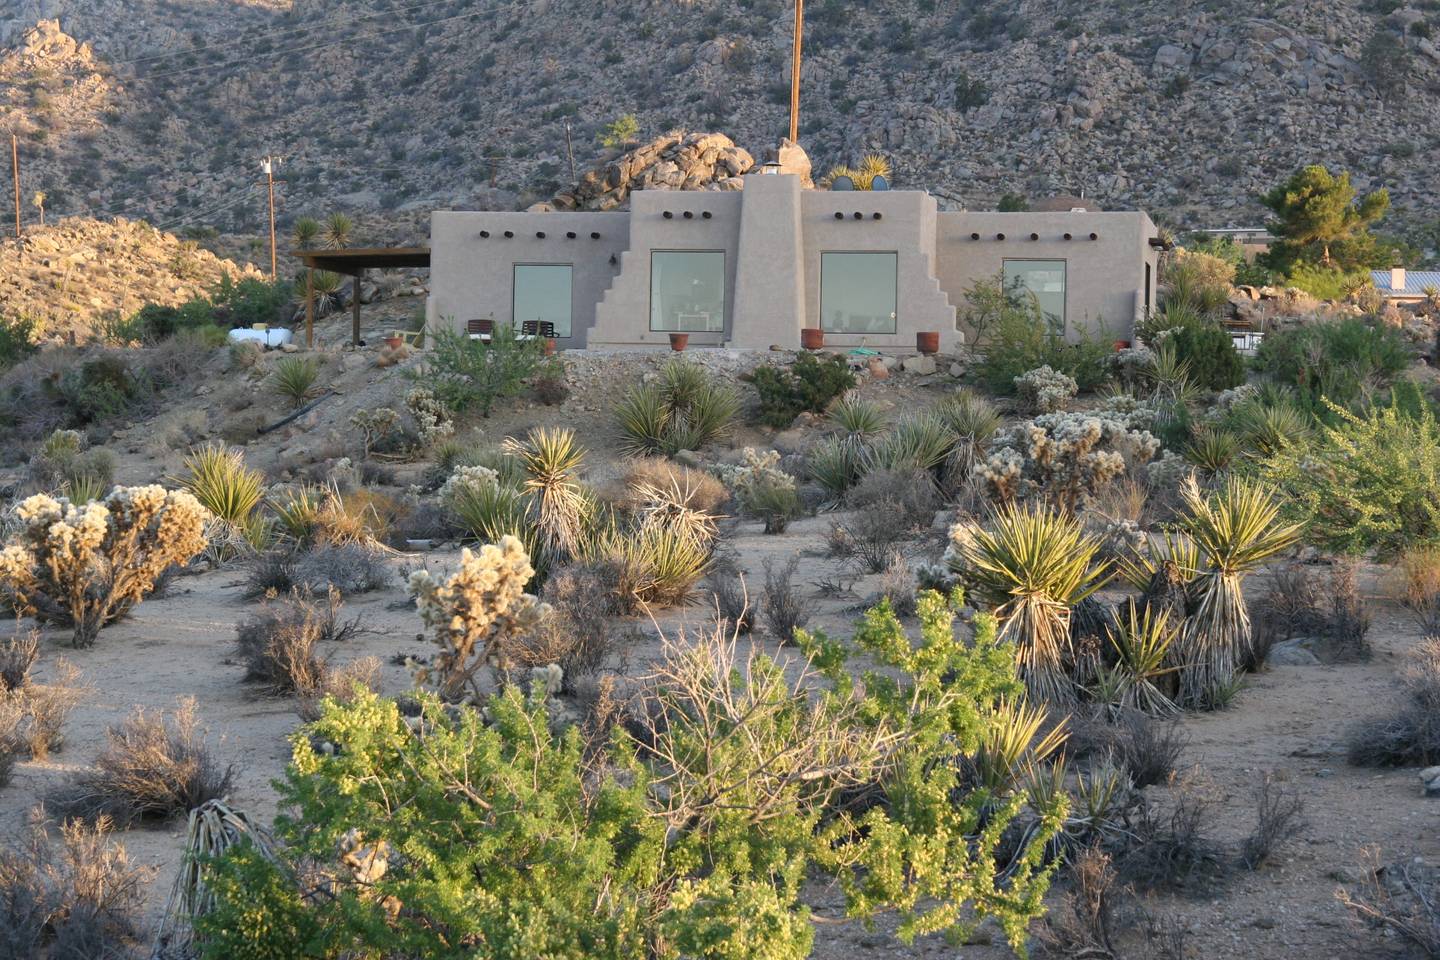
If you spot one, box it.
[293,246,430,275]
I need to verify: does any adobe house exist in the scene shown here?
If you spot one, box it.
[428,171,1164,352]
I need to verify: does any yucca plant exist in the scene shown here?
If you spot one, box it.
[291,217,321,249]
[952,504,1109,702]
[579,507,711,611]
[181,443,265,528]
[971,698,1068,795]
[61,474,109,505]
[1183,425,1241,476]
[1102,599,1180,717]
[1147,341,1201,407]
[1230,400,1309,458]
[828,393,887,440]
[615,360,739,456]
[504,426,592,560]
[270,355,320,408]
[272,483,325,544]
[1176,474,1303,708]
[806,434,865,499]
[858,153,892,180]
[935,388,1001,481]
[310,270,344,315]
[1113,527,1201,593]
[629,478,720,546]
[864,413,954,475]
[448,479,549,586]
[323,212,354,249]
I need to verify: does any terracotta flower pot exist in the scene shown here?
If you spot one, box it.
[669,332,689,351]
[383,336,403,350]
[867,357,890,380]
[544,338,557,356]
[916,331,940,355]
[1113,339,1132,351]
[800,328,825,350]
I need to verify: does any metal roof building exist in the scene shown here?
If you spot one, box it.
[1372,268,1440,301]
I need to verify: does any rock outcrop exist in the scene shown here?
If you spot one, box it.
[539,132,756,211]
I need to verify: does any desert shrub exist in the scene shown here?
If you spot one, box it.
[1284,262,1369,300]
[1252,560,1370,663]
[1165,249,1235,316]
[291,543,391,596]
[419,325,549,417]
[5,658,86,761]
[847,466,939,528]
[27,429,114,496]
[210,275,292,329]
[828,498,909,574]
[1035,846,1123,959]
[619,457,730,515]
[532,368,570,405]
[0,818,149,959]
[761,555,812,642]
[0,314,40,372]
[242,550,296,599]
[1109,711,1187,789]
[1255,317,1412,416]
[407,536,548,702]
[1115,785,1223,893]
[720,448,800,533]
[616,359,739,456]
[1239,775,1306,870]
[1160,319,1245,391]
[1014,364,1078,413]
[234,588,360,696]
[0,486,210,647]
[947,504,1108,702]
[55,353,148,426]
[707,557,754,633]
[1400,546,1440,632]
[1346,636,1440,767]
[873,551,917,617]
[48,698,236,825]
[348,408,400,459]
[269,355,321,408]
[976,407,1160,512]
[195,591,1065,959]
[0,630,38,692]
[1259,400,1440,557]
[521,565,617,688]
[977,294,1109,394]
[747,352,855,428]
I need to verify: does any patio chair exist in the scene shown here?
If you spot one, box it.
[466,318,493,341]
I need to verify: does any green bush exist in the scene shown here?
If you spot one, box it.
[210,275,292,329]
[53,354,146,424]
[1255,317,1411,415]
[420,325,549,417]
[1283,263,1369,301]
[1258,397,1440,557]
[0,314,41,371]
[747,353,855,428]
[979,307,1110,395]
[195,591,1065,959]
[1165,320,1244,391]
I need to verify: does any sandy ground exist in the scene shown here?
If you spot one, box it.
[2,325,1437,957]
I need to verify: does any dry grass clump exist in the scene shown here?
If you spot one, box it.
[0,486,210,647]
[619,458,729,515]
[234,588,360,696]
[48,698,236,826]
[1035,845,1122,958]
[1339,856,1440,958]
[1399,545,1440,633]
[0,817,151,958]
[500,565,621,691]
[846,466,939,528]
[0,629,39,692]
[0,633,89,772]
[1347,636,1440,767]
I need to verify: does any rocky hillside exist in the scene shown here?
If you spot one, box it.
[0,217,265,334]
[1,1,1438,247]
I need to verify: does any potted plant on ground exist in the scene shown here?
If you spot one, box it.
[801,328,824,350]
[669,332,689,351]
[916,331,940,355]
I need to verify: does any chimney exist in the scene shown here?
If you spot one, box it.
[1391,266,1407,293]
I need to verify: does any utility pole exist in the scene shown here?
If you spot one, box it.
[788,0,804,143]
[10,133,20,238]
[563,120,576,183]
[257,154,286,278]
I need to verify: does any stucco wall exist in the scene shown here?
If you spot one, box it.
[934,211,1160,343]
[428,210,630,348]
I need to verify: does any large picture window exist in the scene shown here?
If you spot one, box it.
[650,251,725,333]
[513,264,573,337]
[1003,260,1067,332]
[820,252,898,334]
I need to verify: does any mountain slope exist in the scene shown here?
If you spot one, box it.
[2,0,1438,244]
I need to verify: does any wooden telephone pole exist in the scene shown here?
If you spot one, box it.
[10,133,20,238]
[788,0,804,143]
[257,154,285,278]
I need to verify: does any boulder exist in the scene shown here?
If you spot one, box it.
[1268,638,1321,667]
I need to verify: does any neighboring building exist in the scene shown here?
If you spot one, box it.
[1372,267,1440,302]
[428,172,1164,352]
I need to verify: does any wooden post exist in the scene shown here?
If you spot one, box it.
[788,0,804,143]
[351,268,363,347]
[10,133,20,238]
[305,267,314,348]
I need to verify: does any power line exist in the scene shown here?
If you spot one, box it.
[126,5,503,84]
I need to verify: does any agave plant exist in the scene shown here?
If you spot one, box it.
[952,504,1110,702]
[1176,474,1302,708]
[503,426,592,560]
[1101,599,1180,717]
[181,443,265,528]
[270,356,320,408]
[1231,400,1309,458]
[323,212,354,249]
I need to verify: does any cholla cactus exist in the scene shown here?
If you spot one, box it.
[0,486,210,647]
[437,464,500,506]
[1014,365,1078,414]
[1104,346,1157,392]
[976,411,1160,512]
[407,536,549,701]
[349,408,400,458]
[404,387,454,447]
[720,449,795,504]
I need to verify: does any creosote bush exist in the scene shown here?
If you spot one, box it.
[194,590,1067,959]
[747,352,855,428]
[48,698,237,826]
[0,485,210,647]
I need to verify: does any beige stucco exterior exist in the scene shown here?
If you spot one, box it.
[427,174,1162,351]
